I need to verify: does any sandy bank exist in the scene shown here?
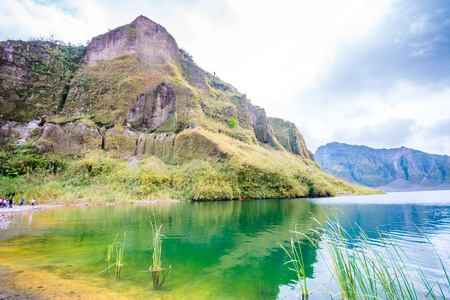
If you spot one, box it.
[0,199,182,231]
[0,205,59,231]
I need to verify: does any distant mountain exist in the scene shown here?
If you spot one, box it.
[314,142,450,191]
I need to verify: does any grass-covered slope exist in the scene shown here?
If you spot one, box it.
[0,141,376,203]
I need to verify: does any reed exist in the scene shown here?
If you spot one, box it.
[279,225,309,299]
[148,215,171,289]
[285,215,450,299]
[101,233,126,281]
[105,234,116,271]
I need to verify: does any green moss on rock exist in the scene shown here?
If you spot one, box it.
[172,128,227,163]
[0,40,86,122]
[268,117,314,160]
[103,126,137,156]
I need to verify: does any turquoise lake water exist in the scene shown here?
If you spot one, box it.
[1,190,450,299]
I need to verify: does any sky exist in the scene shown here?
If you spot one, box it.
[1,0,450,155]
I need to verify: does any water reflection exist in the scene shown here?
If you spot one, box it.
[287,190,450,299]
[0,190,449,299]
[0,199,325,299]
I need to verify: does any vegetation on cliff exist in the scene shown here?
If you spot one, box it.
[0,141,376,203]
[0,40,86,121]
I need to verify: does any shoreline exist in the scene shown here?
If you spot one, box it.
[0,205,56,231]
[0,199,182,231]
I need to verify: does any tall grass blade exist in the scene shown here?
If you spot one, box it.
[100,233,125,281]
[148,214,171,289]
[283,214,450,300]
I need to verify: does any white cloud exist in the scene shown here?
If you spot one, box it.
[0,0,109,44]
[409,14,429,35]
[169,0,393,109]
[296,81,450,154]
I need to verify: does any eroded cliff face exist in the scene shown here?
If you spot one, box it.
[0,41,86,121]
[268,117,314,161]
[0,118,42,147]
[85,16,179,66]
[247,104,283,150]
[0,118,101,153]
[38,122,102,153]
[0,15,315,163]
[124,83,176,132]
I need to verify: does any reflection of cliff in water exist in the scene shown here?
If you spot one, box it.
[149,199,324,297]
[52,199,323,298]
[21,199,325,298]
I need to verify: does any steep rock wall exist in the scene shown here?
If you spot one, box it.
[85,16,179,66]
[247,103,283,150]
[0,40,86,121]
[268,117,314,161]
[124,83,176,132]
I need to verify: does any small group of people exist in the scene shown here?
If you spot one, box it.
[1,196,36,208]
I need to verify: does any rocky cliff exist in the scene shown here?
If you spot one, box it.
[0,16,314,163]
[268,118,314,161]
[0,16,374,201]
[0,40,85,122]
[315,142,450,191]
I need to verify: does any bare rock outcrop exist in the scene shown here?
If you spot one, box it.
[37,122,102,153]
[0,117,43,147]
[124,83,176,132]
[85,16,179,66]
[268,117,314,161]
[247,103,283,150]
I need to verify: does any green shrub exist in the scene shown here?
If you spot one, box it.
[227,117,237,129]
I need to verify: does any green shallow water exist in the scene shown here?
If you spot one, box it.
[1,190,450,299]
[1,200,323,299]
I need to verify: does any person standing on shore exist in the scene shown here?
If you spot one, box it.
[1,198,4,208]
[9,198,13,208]
[31,197,35,207]
[20,198,25,206]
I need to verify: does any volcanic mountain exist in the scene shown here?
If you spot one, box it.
[0,16,374,200]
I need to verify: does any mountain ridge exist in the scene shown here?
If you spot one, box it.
[315,142,450,191]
